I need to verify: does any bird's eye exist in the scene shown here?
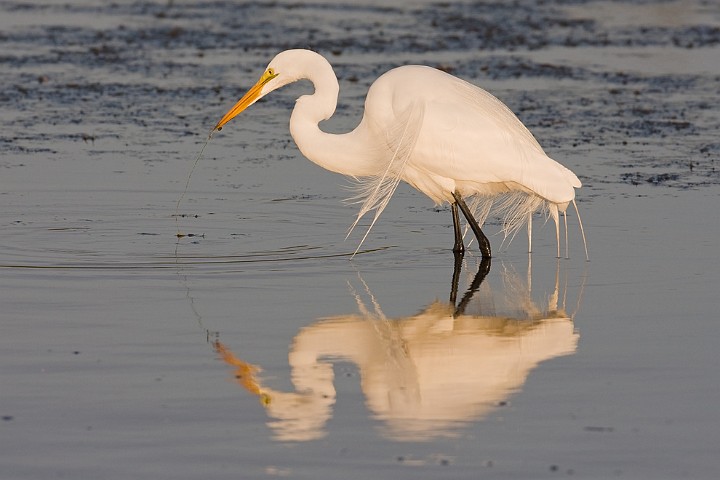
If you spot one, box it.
[267,68,275,76]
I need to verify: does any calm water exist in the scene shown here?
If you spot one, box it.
[2,0,720,478]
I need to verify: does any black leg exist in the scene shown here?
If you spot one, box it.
[452,191,492,258]
[451,202,465,254]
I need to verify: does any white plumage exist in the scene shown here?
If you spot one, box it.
[215,49,587,258]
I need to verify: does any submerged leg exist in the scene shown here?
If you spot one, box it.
[452,191,491,258]
[451,202,465,254]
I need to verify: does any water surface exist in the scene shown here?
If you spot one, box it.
[2,0,719,478]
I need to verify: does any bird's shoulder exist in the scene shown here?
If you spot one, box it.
[364,65,543,153]
[367,66,509,118]
[369,65,460,98]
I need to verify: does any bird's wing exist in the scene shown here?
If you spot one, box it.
[448,79,580,203]
[347,101,425,254]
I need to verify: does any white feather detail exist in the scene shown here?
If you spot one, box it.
[464,192,555,251]
[346,102,425,254]
[496,192,548,241]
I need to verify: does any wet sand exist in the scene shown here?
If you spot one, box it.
[1,0,720,478]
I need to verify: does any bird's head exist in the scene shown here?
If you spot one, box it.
[214,50,312,131]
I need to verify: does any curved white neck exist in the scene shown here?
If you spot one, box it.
[288,65,378,177]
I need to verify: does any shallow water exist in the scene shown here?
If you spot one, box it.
[2,0,720,478]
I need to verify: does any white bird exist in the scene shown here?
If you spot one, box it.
[214,49,587,258]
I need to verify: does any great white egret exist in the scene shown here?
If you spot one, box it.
[214,49,587,258]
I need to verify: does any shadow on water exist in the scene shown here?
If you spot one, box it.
[209,255,582,442]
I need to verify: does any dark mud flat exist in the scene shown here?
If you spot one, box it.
[1,1,720,479]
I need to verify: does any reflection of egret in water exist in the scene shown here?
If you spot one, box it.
[214,257,580,441]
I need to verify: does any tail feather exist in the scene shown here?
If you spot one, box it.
[464,190,586,259]
[573,199,589,261]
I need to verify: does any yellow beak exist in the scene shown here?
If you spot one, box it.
[214,69,278,131]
